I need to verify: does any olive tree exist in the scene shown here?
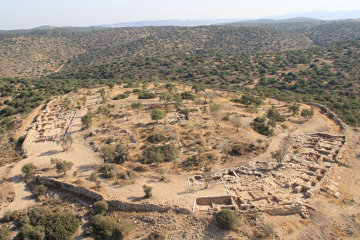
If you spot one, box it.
[151,109,166,124]
[56,135,73,151]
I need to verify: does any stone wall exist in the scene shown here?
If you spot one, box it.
[195,195,232,206]
[36,176,190,214]
[306,102,347,132]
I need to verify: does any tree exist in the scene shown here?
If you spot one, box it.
[44,212,79,240]
[51,158,73,175]
[209,103,221,127]
[301,108,314,118]
[165,83,175,93]
[56,135,73,151]
[289,104,300,116]
[143,185,153,198]
[81,111,93,129]
[271,150,285,167]
[151,109,166,124]
[114,144,128,164]
[216,210,239,231]
[192,83,205,93]
[33,185,47,197]
[130,102,143,114]
[159,92,173,104]
[22,163,37,181]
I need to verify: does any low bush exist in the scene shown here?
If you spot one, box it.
[181,92,196,100]
[91,215,123,240]
[0,227,10,240]
[113,94,129,100]
[143,185,153,198]
[301,108,314,118]
[138,92,156,99]
[252,117,274,137]
[141,144,177,164]
[44,212,79,240]
[99,164,116,179]
[216,210,239,230]
[267,107,285,122]
[21,163,37,181]
[26,208,79,240]
[33,185,47,197]
[182,155,202,168]
[146,134,167,143]
[93,201,108,215]
[20,224,45,240]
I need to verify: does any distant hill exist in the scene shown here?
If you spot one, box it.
[225,17,325,30]
[100,19,243,28]
[267,9,360,20]
[1,19,360,78]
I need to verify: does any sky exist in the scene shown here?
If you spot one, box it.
[0,0,360,30]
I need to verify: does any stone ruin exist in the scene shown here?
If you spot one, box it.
[23,98,77,147]
[191,133,346,216]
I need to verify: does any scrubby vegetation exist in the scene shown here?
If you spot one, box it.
[216,210,239,230]
[141,144,177,164]
[11,207,80,240]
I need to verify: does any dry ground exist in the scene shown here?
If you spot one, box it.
[1,83,360,239]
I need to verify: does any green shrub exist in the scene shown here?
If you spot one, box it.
[44,212,79,240]
[113,94,129,100]
[233,94,262,106]
[27,208,79,240]
[33,185,47,197]
[99,164,116,178]
[113,144,128,164]
[252,117,274,137]
[182,155,202,168]
[289,104,300,115]
[2,210,21,223]
[267,107,285,122]
[101,144,128,164]
[143,185,153,198]
[230,145,247,156]
[151,109,167,123]
[51,158,73,175]
[28,208,48,226]
[88,172,98,182]
[146,134,166,143]
[101,145,116,162]
[93,201,109,215]
[20,224,45,240]
[216,210,239,230]
[138,92,156,99]
[91,215,123,240]
[21,163,37,181]
[141,144,177,164]
[81,111,93,129]
[0,227,10,240]
[181,92,196,100]
[301,108,314,118]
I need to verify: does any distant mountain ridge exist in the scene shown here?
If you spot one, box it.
[99,19,243,28]
[267,9,360,20]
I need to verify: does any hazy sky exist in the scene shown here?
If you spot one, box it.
[1,0,360,30]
